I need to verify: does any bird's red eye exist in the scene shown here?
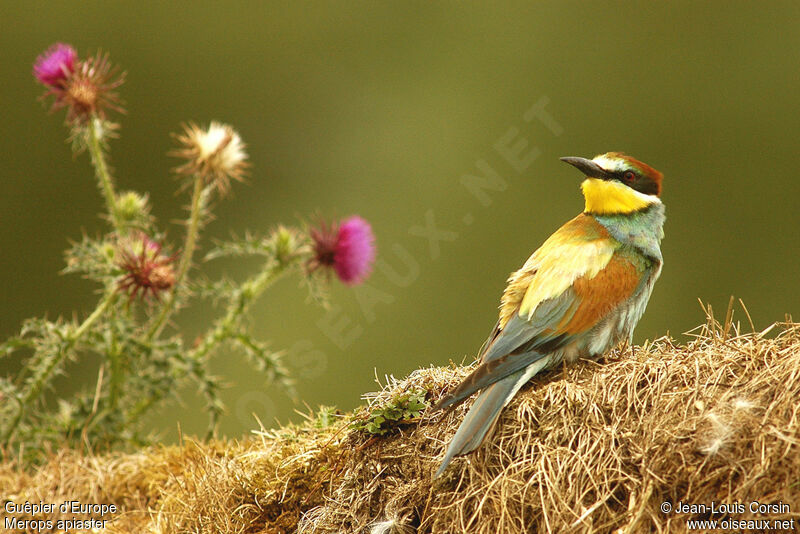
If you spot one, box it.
[623,171,636,183]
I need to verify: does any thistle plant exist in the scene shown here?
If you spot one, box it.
[0,44,375,463]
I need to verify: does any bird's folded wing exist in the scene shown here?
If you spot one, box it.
[436,217,647,410]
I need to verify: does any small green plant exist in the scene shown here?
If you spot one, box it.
[0,43,376,463]
[313,405,343,429]
[351,388,429,436]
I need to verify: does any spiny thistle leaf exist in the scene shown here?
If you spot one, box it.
[204,232,273,260]
[62,234,117,281]
[233,332,293,390]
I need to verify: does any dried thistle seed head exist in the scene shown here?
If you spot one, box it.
[62,51,126,122]
[172,121,249,195]
[307,216,375,285]
[116,233,176,302]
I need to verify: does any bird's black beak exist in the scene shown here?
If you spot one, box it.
[560,156,609,179]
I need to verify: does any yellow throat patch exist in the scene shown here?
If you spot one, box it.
[581,178,655,215]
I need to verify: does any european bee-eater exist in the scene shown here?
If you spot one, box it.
[434,152,665,478]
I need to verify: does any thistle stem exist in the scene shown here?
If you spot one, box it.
[87,116,123,232]
[129,252,298,430]
[190,259,290,363]
[147,176,205,340]
[107,305,122,412]
[126,263,289,434]
[2,291,116,443]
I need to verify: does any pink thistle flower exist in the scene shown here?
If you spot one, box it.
[334,216,376,284]
[33,43,77,87]
[309,216,375,285]
[116,234,177,302]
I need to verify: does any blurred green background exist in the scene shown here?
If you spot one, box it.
[3,2,799,440]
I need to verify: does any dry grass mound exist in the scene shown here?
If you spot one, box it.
[3,312,800,533]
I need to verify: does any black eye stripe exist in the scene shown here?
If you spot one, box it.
[614,170,658,195]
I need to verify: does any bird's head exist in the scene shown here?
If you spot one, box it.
[560,152,663,215]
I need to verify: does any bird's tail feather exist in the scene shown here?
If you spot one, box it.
[434,357,550,478]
